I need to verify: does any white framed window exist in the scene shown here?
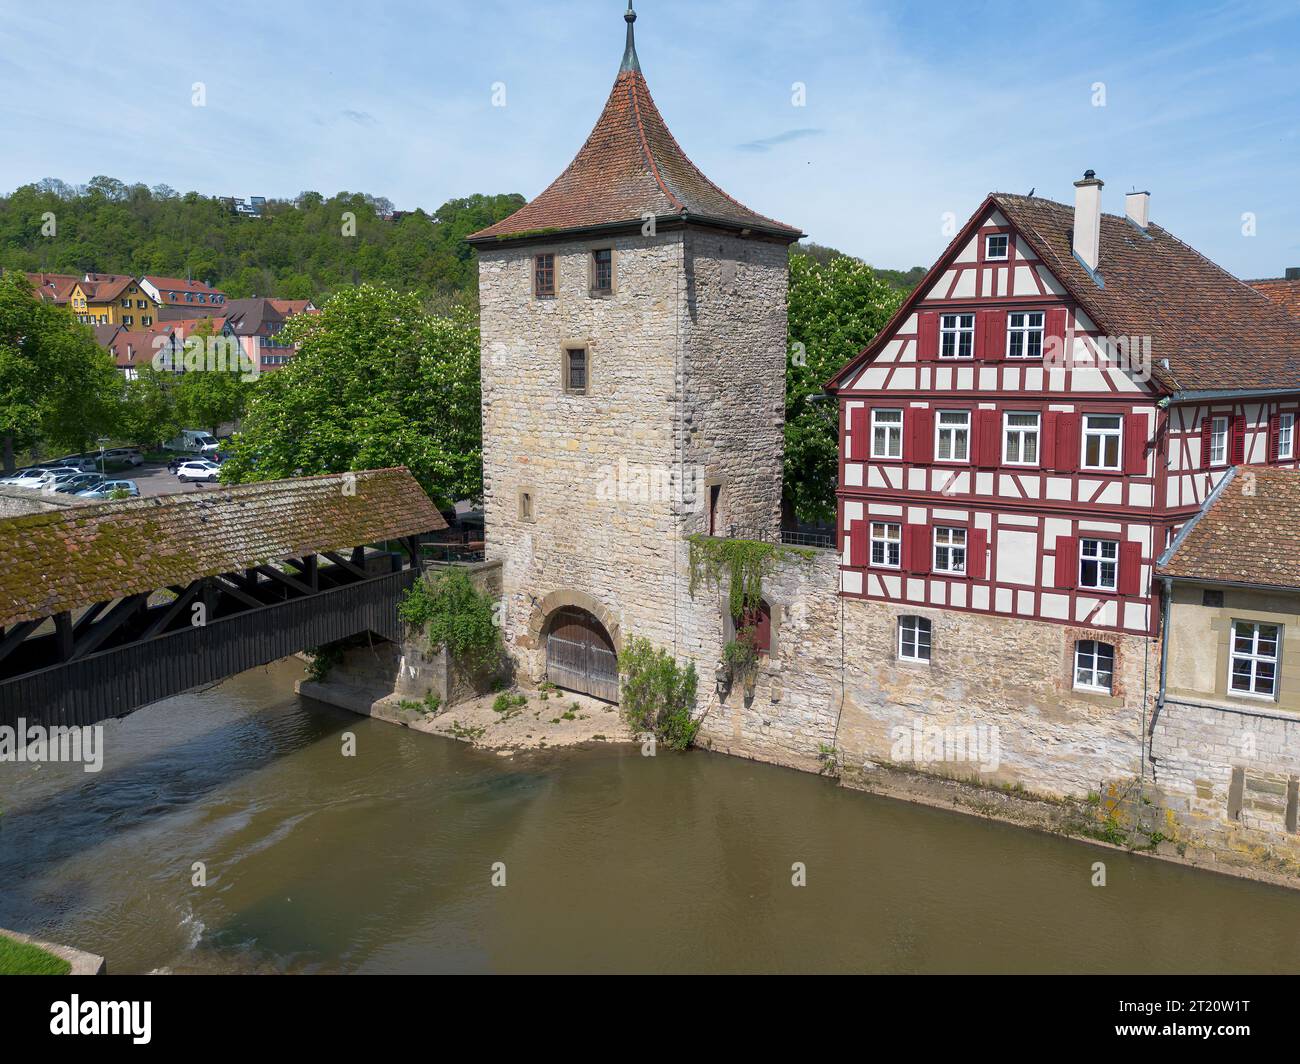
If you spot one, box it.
[940,313,975,359]
[935,410,970,462]
[1082,413,1122,470]
[870,522,901,568]
[1230,621,1280,699]
[1074,640,1115,693]
[1003,412,1040,465]
[985,234,1009,261]
[1006,311,1045,358]
[933,526,967,574]
[1209,415,1229,466]
[898,616,932,663]
[1279,413,1294,460]
[871,409,903,459]
[1079,538,1118,591]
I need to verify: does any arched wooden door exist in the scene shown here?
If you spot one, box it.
[545,607,619,702]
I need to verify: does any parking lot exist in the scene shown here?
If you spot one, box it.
[133,462,222,498]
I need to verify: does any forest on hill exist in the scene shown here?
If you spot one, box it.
[0,178,923,307]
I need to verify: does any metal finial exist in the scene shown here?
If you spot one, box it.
[621,1,641,73]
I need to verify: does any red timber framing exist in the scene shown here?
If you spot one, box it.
[827,197,1300,638]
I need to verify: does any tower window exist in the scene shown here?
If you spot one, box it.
[591,249,613,295]
[534,253,556,298]
[519,490,534,522]
[563,346,589,394]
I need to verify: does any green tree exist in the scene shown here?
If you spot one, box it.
[119,365,179,448]
[220,284,481,505]
[171,321,249,434]
[0,271,120,470]
[785,250,904,522]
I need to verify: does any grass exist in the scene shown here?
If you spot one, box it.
[0,933,72,975]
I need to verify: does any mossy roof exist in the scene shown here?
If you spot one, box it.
[0,468,446,627]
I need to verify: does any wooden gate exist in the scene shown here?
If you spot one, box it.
[545,607,619,702]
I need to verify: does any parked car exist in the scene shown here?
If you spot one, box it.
[164,430,220,455]
[102,447,145,466]
[54,473,105,494]
[176,460,221,483]
[0,466,42,485]
[76,479,140,500]
[5,466,78,489]
[54,454,99,472]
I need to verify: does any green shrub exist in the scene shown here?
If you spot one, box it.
[305,643,344,682]
[399,568,502,672]
[492,692,526,714]
[619,636,699,750]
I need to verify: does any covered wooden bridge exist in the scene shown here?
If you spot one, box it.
[0,468,446,729]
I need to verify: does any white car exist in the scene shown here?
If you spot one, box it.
[176,460,221,483]
[76,479,140,500]
[103,448,145,466]
[4,466,79,489]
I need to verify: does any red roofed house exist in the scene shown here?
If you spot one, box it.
[826,173,1300,724]
[1249,268,1300,322]
[140,275,227,318]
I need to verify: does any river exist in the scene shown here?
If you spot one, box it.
[1,657,1298,974]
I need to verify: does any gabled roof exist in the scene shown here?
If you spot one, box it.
[467,7,799,245]
[24,272,80,303]
[1157,466,1300,591]
[0,468,446,628]
[142,276,226,303]
[77,273,135,303]
[828,191,1300,394]
[222,298,287,335]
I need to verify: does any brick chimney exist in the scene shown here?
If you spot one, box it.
[1073,170,1104,273]
[1125,189,1150,230]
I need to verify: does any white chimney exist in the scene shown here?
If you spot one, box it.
[1125,189,1150,230]
[1073,170,1104,273]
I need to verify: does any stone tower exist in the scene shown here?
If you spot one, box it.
[467,2,801,697]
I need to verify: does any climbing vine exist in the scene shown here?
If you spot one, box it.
[686,534,815,618]
[398,568,502,673]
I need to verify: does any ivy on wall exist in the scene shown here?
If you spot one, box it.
[685,534,815,619]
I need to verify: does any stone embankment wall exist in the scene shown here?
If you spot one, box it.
[0,487,88,517]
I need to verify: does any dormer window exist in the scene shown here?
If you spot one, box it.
[985,234,1009,260]
[534,253,556,299]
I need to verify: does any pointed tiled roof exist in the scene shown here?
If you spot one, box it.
[468,6,799,245]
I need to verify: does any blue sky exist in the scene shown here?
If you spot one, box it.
[1,0,1297,278]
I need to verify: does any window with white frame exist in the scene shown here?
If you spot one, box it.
[1209,415,1229,465]
[940,313,975,359]
[1006,311,1045,358]
[1004,412,1040,465]
[1079,538,1119,591]
[1230,621,1280,699]
[898,616,932,663]
[933,527,967,574]
[870,522,901,567]
[1082,413,1122,470]
[985,234,1009,261]
[1074,640,1115,693]
[1279,413,1295,460]
[935,410,970,462]
[871,409,903,459]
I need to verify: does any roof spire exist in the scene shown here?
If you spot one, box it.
[620,1,641,74]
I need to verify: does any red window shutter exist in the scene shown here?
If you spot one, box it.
[1045,307,1067,362]
[1200,414,1214,471]
[1118,541,1142,597]
[967,528,987,579]
[848,520,868,567]
[909,524,932,575]
[1054,535,1078,590]
[1041,411,1058,469]
[1123,414,1147,475]
[978,309,1006,360]
[848,406,868,461]
[1268,412,1281,462]
[1230,414,1246,465]
[917,311,939,361]
[908,407,934,463]
[975,409,1001,467]
[1054,413,1080,472]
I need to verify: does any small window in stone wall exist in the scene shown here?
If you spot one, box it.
[1074,639,1114,693]
[519,491,534,522]
[898,616,931,663]
[563,346,589,395]
[534,253,555,298]
[591,249,613,295]
[1202,589,1224,608]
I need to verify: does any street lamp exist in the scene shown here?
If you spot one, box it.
[96,436,109,474]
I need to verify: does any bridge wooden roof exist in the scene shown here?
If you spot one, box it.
[0,468,446,627]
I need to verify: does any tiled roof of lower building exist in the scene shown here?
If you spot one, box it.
[1249,278,1300,322]
[1157,466,1300,589]
[0,468,446,627]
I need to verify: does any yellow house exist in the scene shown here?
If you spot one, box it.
[69,275,160,327]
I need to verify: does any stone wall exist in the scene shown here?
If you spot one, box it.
[477,228,789,680]
[0,487,88,518]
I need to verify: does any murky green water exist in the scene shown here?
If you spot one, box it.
[2,658,1298,973]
